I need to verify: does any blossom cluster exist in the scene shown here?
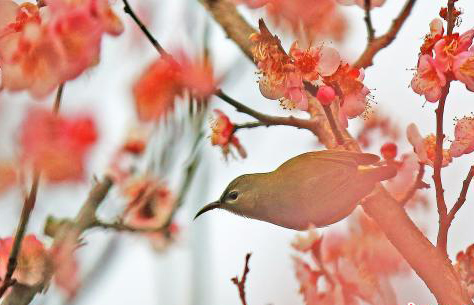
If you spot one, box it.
[411,18,474,102]
[407,115,474,167]
[250,21,370,128]
[292,213,407,305]
[0,0,123,98]
[455,243,474,298]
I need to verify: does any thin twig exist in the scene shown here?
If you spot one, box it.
[215,90,321,136]
[399,163,429,206]
[231,253,251,305]
[364,0,375,42]
[53,83,65,115]
[437,165,474,255]
[122,0,169,57]
[434,82,452,255]
[353,0,417,69]
[446,0,456,36]
[233,122,267,132]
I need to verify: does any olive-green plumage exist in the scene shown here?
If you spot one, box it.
[195,150,396,230]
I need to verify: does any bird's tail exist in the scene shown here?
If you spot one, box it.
[358,165,397,183]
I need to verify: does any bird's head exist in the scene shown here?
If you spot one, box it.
[194,174,263,220]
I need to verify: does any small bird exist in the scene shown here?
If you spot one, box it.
[194,150,396,230]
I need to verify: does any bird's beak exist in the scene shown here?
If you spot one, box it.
[194,201,222,220]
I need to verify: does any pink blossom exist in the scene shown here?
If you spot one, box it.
[453,50,474,91]
[336,0,385,8]
[411,54,446,102]
[407,123,452,167]
[338,85,369,128]
[434,30,474,72]
[384,153,418,200]
[449,116,474,158]
[430,18,444,37]
[50,232,80,299]
[0,235,49,287]
[122,176,175,230]
[291,229,321,252]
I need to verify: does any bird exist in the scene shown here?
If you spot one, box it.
[194,149,397,230]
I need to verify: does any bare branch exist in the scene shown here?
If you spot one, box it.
[231,253,252,305]
[399,163,429,206]
[364,0,375,42]
[353,0,417,69]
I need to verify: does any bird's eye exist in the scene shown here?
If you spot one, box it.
[227,191,239,201]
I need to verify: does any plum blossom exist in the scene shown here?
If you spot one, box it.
[133,58,182,122]
[336,0,385,9]
[292,215,404,305]
[250,24,345,112]
[453,50,474,91]
[133,53,216,122]
[449,116,474,158]
[20,108,98,182]
[0,161,16,195]
[455,244,474,298]
[0,0,123,98]
[122,176,175,230]
[433,30,474,72]
[0,235,50,287]
[210,110,247,159]
[50,231,80,299]
[411,54,446,102]
[420,18,444,55]
[407,123,452,167]
[325,63,369,127]
[121,176,179,252]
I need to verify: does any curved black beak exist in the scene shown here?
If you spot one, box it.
[194,201,222,220]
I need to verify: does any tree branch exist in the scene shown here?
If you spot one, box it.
[436,165,474,257]
[399,163,429,206]
[353,0,417,69]
[434,82,451,255]
[231,253,251,305]
[364,0,375,42]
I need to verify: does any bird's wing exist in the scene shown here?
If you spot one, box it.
[276,149,379,173]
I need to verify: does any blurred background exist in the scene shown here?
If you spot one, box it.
[1,0,474,304]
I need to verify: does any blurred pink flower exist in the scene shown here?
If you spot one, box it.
[50,233,80,299]
[336,0,385,9]
[210,109,247,159]
[0,235,49,287]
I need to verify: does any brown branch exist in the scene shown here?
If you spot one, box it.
[353,0,417,69]
[446,0,456,36]
[231,253,251,305]
[436,165,474,257]
[215,89,324,136]
[234,121,267,132]
[434,81,451,255]
[364,0,375,42]
[122,0,169,57]
[399,162,429,206]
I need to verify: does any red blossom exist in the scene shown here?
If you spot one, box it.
[210,109,246,159]
[20,108,98,182]
[454,244,474,298]
[407,123,452,167]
